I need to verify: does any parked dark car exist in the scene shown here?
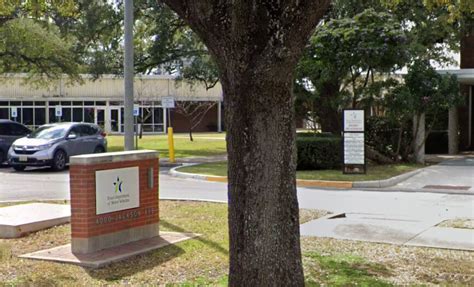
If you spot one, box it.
[8,122,107,171]
[0,120,31,164]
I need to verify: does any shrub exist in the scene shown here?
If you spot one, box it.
[296,135,341,170]
[296,132,338,138]
[365,116,412,160]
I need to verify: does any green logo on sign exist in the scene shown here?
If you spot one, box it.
[113,177,123,193]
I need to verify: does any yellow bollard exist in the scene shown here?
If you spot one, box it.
[167,127,175,163]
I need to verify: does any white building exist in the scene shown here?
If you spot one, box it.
[0,74,223,133]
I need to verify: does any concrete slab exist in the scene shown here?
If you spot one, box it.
[20,231,199,268]
[390,158,474,193]
[406,227,474,251]
[0,203,70,238]
[300,213,435,245]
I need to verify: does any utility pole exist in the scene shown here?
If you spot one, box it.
[124,0,134,150]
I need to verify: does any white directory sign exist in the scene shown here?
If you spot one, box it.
[11,107,18,118]
[161,96,175,108]
[96,167,140,215]
[344,133,365,164]
[344,110,364,132]
[133,104,140,116]
[55,105,62,117]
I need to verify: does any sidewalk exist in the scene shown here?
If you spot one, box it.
[160,154,227,167]
[386,157,474,194]
[300,213,474,251]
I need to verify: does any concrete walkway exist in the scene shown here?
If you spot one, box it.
[387,157,474,194]
[300,213,474,251]
[160,154,227,167]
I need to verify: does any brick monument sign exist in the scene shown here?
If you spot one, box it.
[69,150,159,254]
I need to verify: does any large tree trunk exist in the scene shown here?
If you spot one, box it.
[220,70,302,285]
[161,1,330,285]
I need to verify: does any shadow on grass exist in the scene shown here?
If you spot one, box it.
[85,220,227,282]
[85,242,185,282]
[160,220,228,256]
[304,252,393,286]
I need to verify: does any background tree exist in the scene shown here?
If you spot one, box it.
[174,101,216,141]
[0,0,80,84]
[160,1,331,285]
[295,0,472,134]
[295,9,409,133]
[385,60,462,160]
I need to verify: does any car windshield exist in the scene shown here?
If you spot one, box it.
[28,126,68,140]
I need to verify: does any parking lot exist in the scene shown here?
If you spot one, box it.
[0,166,69,201]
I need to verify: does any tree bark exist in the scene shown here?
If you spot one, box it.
[160,1,330,285]
[448,107,459,154]
[413,113,425,164]
[220,70,302,285]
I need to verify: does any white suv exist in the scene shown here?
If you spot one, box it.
[8,122,107,171]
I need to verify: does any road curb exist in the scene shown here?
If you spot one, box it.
[352,168,424,188]
[169,166,354,188]
[170,165,425,189]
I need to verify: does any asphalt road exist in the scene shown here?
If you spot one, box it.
[0,166,472,222]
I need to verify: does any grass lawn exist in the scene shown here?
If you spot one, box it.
[177,161,423,181]
[106,133,226,159]
[438,218,474,229]
[0,200,472,286]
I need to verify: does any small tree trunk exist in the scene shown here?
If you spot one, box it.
[448,107,459,154]
[413,113,425,164]
[189,127,194,142]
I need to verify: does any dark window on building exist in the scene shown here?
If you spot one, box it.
[34,101,45,106]
[49,101,60,106]
[22,108,34,126]
[49,108,58,123]
[22,101,33,106]
[73,108,83,122]
[35,108,46,127]
[96,101,106,106]
[84,101,94,106]
[84,108,94,123]
[62,108,71,122]
[0,108,8,119]
[0,101,9,106]
[61,101,71,106]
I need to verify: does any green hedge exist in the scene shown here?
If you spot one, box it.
[296,132,337,138]
[296,135,341,170]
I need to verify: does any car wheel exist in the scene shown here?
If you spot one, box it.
[13,165,26,171]
[52,150,67,171]
[0,150,4,164]
[94,146,105,153]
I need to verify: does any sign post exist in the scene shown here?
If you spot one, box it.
[162,97,176,163]
[133,104,140,150]
[162,96,175,128]
[342,109,366,174]
[10,107,18,121]
[55,105,62,122]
